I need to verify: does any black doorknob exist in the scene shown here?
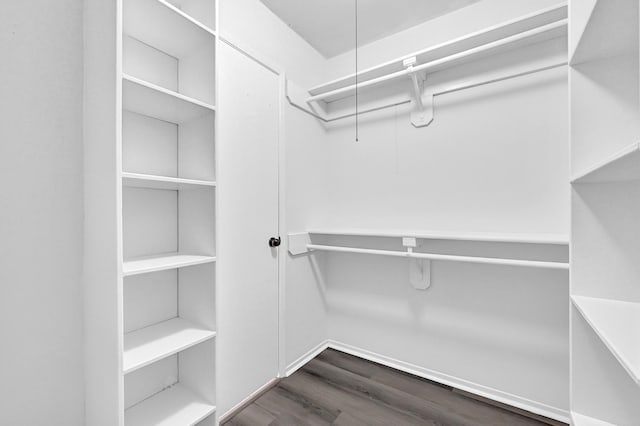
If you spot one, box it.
[268,237,281,248]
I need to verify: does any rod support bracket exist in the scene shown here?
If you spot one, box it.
[403,237,431,290]
[403,58,434,128]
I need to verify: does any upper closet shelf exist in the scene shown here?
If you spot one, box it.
[123,253,216,276]
[124,383,216,426]
[307,228,569,245]
[123,317,216,374]
[572,296,640,385]
[569,0,638,66]
[307,3,567,103]
[123,74,215,124]
[571,143,640,183]
[124,0,215,59]
[122,172,216,190]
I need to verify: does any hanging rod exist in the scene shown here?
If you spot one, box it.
[308,19,566,103]
[306,244,569,270]
[290,61,566,124]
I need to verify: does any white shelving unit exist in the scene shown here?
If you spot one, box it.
[569,0,640,424]
[84,0,218,424]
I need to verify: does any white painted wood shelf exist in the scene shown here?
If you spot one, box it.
[308,228,569,245]
[569,0,638,65]
[308,3,567,102]
[571,143,640,183]
[571,412,616,426]
[123,74,215,124]
[125,383,216,426]
[122,172,216,190]
[123,317,216,374]
[124,0,215,59]
[572,296,640,385]
[123,253,216,277]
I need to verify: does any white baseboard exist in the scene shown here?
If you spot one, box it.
[327,340,571,424]
[218,377,280,424]
[284,340,329,377]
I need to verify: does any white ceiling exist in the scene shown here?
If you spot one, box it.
[261,0,482,58]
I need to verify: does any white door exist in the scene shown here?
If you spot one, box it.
[217,42,280,416]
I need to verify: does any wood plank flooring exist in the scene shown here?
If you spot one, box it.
[224,349,566,426]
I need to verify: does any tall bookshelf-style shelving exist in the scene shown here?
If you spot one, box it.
[569,0,640,424]
[85,0,218,424]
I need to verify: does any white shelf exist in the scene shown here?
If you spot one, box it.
[307,228,569,245]
[122,172,216,190]
[571,412,616,426]
[125,383,215,426]
[571,143,640,184]
[123,253,216,277]
[123,74,215,124]
[570,0,638,66]
[124,0,215,59]
[308,3,567,101]
[572,296,640,385]
[123,317,216,374]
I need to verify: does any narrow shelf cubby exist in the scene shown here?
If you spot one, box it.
[122,79,215,182]
[124,339,216,425]
[122,186,215,262]
[123,0,215,105]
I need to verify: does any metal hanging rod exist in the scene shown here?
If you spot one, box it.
[306,244,569,270]
[307,19,567,104]
[290,61,566,124]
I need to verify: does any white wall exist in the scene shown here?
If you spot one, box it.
[0,1,84,425]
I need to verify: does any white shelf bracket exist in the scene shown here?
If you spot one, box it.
[403,57,434,128]
[402,237,431,290]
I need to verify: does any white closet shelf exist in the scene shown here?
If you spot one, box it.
[571,412,616,426]
[307,228,569,245]
[124,0,215,59]
[123,74,215,124]
[123,317,216,374]
[572,296,640,385]
[308,3,567,102]
[123,253,216,277]
[569,0,638,66]
[125,383,215,426]
[571,143,640,183]
[122,172,216,190]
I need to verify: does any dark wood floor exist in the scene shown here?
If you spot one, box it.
[224,349,566,426]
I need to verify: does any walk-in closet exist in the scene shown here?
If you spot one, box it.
[3,0,639,425]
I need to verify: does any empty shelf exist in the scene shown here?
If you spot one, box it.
[124,0,215,59]
[122,172,216,190]
[123,74,215,124]
[571,412,616,426]
[123,317,216,374]
[308,228,569,245]
[123,253,216,276]
[572,296,640,385]
[570,0,638,65]
[125,383,215,426]
[571,143,640,183]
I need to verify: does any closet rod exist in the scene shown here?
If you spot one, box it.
[307,19,567,103]
[307,244,569,270]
